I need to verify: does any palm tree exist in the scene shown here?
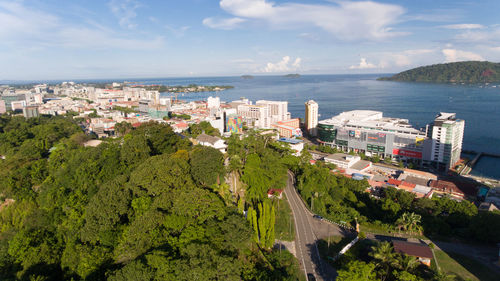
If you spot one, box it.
[395,212,422,234]
[393,254,419,273]
[433,269,456,281]
[370,242,395,281]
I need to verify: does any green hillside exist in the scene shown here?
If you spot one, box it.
[378,61,500,83]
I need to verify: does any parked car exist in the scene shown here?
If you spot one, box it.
[313,215,323,220]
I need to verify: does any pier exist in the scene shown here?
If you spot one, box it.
[460,150,500,176]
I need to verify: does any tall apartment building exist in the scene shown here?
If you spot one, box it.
[237,104,270,129]
[305,100,318,136]
[429,113,465,170]
[255,100,289,123]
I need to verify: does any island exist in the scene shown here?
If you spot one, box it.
[284,73,301,78]
[378,61,500,83]
[138,84,234,93]
[241,75,254,79]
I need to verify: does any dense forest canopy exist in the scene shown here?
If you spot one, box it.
[0,115,300,281]
[378,61,500,83]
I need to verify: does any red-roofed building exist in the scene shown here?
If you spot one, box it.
[267,189,283,199]
[393,240,433,266]
[430,180,465,199]
[387,178,402,186]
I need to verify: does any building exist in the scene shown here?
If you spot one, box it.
[273,118,301,138]
[318,110,428,162]
[225,114,243,134]
[392,240,433,267]
[23,105,39,118]
[305,100,318,136]
[277,138,304,156]
[255,100,289,123]
[237,104,270,128]
[196,134,227,153]
[0,100,5,114]
[324,153,361,169]
[429,113,465,170]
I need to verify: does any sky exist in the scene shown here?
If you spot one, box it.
[1,0,500,80]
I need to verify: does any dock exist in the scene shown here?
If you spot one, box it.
[460,151,500,176]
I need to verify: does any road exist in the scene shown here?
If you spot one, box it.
[285,171,340,281]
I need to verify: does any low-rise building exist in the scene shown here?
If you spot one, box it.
[324,153,361,169]
[196,134,227,153]
[392,240,433,267]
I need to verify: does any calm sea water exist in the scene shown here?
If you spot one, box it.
[135,74,500,178]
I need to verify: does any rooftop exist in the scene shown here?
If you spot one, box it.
[319,110,424,135]
[393,240,433,259]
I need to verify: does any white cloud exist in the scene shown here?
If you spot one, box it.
[262,56,301,73]
[349,58,377,69]
[202,17,246,30]
[0,1,164,51]
[441,24,484,30]
[108,0,142,29]
[454,27,500,43]
[442,49,484,62]
[206,0,407,41]
[165,25,190,37]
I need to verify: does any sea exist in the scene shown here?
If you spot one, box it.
[16,74,500,179]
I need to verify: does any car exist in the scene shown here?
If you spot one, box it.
[313,214,323,220]
[307,273,316,281]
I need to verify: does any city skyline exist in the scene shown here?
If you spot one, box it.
[2,0,500,80]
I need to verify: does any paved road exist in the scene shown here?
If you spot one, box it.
[285,171,339,281]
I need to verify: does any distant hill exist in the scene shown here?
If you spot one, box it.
[284,73,300,78]
[378,61,500,83]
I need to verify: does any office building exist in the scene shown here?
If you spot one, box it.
[429,113,465,170]
[305,100,318,136]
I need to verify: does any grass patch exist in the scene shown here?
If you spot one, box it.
[434,250,499,281]
[360,222,427,240]
[317,235,353,261]
[274,194,295,241]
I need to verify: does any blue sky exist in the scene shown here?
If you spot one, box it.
[1,0,500,79]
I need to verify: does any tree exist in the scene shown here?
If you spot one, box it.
[247,201,275,249]
[190,146,224,187]
[370,242,395,281]
[337,260,376,281]
[395,212,422,234]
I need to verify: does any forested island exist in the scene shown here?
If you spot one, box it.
[283,74,300,78]
[378,61,500,83]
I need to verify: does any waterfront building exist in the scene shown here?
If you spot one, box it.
[317,110,465,171]
[317,110,428,161]
[305,100,318,136]
[429,113,465,170]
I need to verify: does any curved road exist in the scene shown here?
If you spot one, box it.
[285,171,339,281]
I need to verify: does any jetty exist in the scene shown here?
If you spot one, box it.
[460,150,500,176]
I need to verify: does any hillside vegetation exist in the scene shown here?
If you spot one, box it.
[378,61,500,83]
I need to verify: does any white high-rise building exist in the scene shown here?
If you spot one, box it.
[207,96,220,109]
[429,113,465,170]
[255,100,289,124]
[237,104,270,129]
[305,100,318,136]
